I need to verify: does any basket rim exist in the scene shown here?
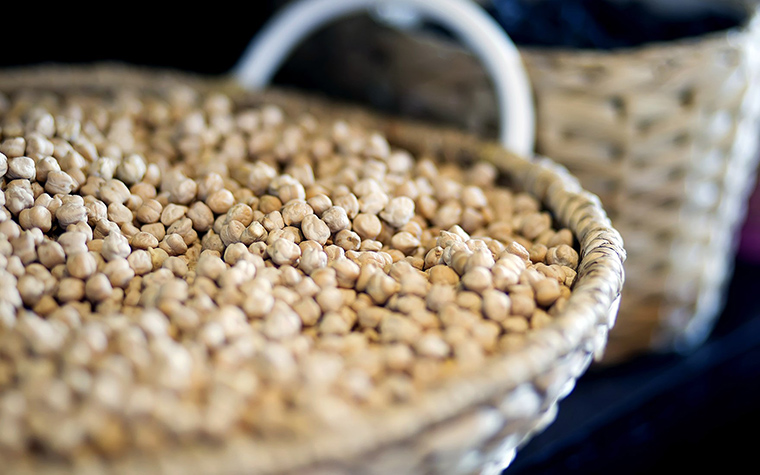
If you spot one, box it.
[0,64,626,474]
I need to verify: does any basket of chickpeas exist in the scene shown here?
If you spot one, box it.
[0,65,624,475]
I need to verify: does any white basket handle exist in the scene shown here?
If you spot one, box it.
[232,0,536,156]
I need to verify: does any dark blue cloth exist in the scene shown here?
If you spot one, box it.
[489,0,744,49]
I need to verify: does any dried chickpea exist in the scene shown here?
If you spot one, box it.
[0,82,584,461]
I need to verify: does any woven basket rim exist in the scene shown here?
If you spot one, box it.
[0,64,626,474]
[519,0,759,59]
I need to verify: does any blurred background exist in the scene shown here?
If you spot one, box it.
[2,1,759,473]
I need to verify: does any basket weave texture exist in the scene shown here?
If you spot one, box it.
[0,66,624,474]
[290,1,760,362]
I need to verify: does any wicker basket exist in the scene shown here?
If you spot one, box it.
[0,65,624,474]
[285,0,760,362]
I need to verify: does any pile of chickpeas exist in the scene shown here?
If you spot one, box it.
[0,84,579,459]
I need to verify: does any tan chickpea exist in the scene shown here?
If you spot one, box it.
[281,200,313,226]
[66,252,97,280]
[131,232,159,250]
[18,206,52,232]
[115,154,147,185]
[334,229,361,252]
[160,234,188,256]
[390,231,420,255]
[299,214,330,245]
[37,241,66,269]
[127,250,153,275]
[99,179,131,205]
[206,188,235,214]
[57,277,85,302]
[45,170,77,195]
[1,137,26,158]
[6,156,36,181]
[160,203,187,226]
[321,206,351,233]
[107,203,132,225]
[187,201,214,232]
[85,273,113,302]
[6,182,35,215]
[307,194,332,216]
[546,244,579,268]
[268,238,301,266]
[101,232,131,262]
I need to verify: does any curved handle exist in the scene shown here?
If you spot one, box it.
[232,0,536,157]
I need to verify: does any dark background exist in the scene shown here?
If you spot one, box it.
[0,9,278,76]
[3,4,760,474]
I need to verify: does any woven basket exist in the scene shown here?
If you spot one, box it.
[285,0,760,362]
[0,65,625,474]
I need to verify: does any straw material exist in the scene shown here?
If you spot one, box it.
[295,1,760,362]
[0,65,624,474]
